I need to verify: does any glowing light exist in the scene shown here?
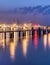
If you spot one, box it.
[43,26,46,30]
[2,33,6,48]
[13,24,16,27]
[10,41,15,60]
[6,33,10,46]
[24,24,27,27]
[22,31,29,57]
[48,33,50,48]
[0,33,5,48]
[34,31,38,49]
[43,34,47,49]
[10,32,18,60]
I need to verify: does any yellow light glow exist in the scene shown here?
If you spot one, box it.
[22,31,29,57]
[48,33,50,48]
[10,41,15,60]
[2,33,5,48]
[43,34,47,49]
[10,32,18,60]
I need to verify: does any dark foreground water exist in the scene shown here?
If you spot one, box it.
[0,31,50,65]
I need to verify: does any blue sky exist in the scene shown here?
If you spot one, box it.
[0,0,50,9]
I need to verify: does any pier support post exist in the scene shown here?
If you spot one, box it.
[48,30,50,33]
[22,30,26,37]
[38,28,41,36]
[4,32,6,39]
[19,31,21,38]
[10,32,14,39]
[32,27,34,36]
[43,30,47,34]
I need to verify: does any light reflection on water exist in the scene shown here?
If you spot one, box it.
[48,33,50,48]
[43,34,47,49]
[34,31,38,49]
[10,32,18,60]
[0,31,50,65]
[22,31,29,57]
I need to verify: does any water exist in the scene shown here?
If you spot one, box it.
[0,31,50,65]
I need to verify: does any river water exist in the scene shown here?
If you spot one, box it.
[0,31,50,65]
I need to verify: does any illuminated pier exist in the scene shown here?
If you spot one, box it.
[0,23,49,39]
[0,23,49,32]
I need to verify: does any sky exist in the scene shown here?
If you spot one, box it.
[0,0,50,9]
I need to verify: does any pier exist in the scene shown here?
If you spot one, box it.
[0,23,50,39]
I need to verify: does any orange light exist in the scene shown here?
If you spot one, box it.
[43,34,47,49]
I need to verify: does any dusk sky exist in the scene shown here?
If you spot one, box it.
[0,0,50,9]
